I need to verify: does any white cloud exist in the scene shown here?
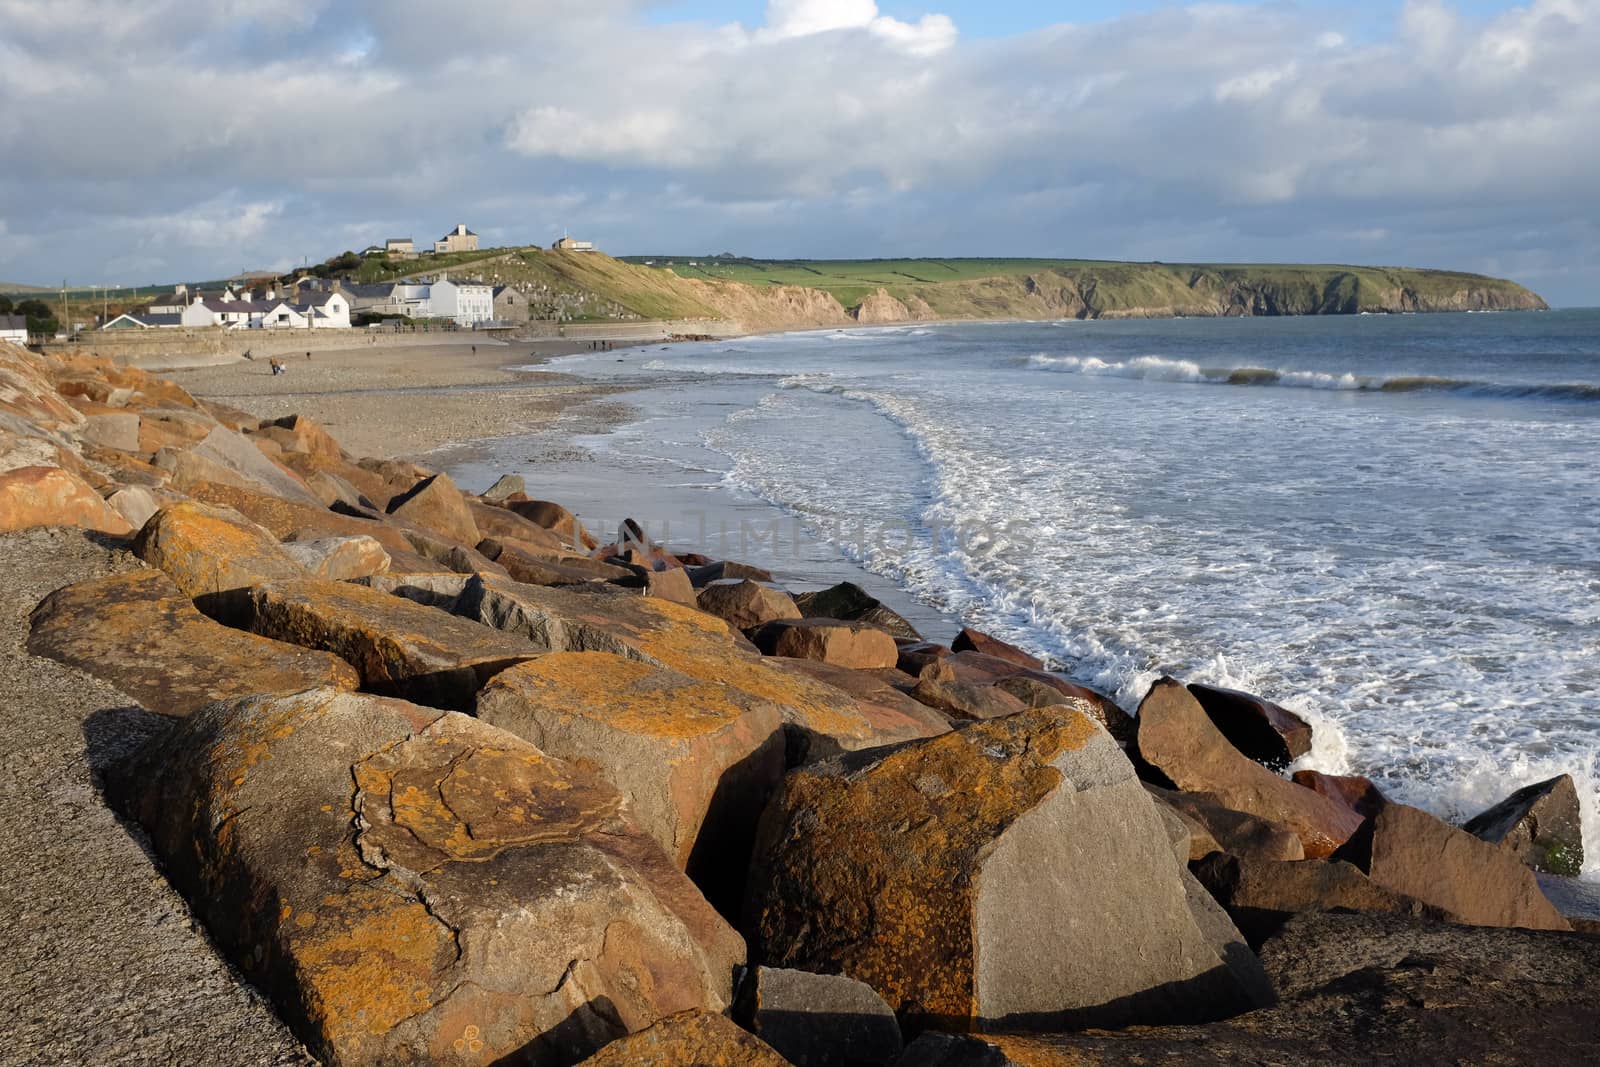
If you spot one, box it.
[757,0,958,54]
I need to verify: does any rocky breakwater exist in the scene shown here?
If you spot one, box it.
[1,338,1595,1064]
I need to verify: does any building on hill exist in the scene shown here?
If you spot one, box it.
[492,285,529,324]
[430,278,493,326]
[385,237,417,258]
[552,235,595,252]
[1,314,28,344]
[434,225,478,254]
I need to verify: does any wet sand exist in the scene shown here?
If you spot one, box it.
[164,338,635,460]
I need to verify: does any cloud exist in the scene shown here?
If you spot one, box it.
[0,0,1595,304]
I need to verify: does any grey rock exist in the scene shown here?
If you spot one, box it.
[736,966,904,1066]
[1462,774,1585,876]
[480,472,525,502]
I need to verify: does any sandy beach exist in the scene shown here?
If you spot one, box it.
[162,337,637,461]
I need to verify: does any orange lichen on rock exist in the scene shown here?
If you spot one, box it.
[133,500,305,599]
[0,464,134,535]
[576,1010,790,1066]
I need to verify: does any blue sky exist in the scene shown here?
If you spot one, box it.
[1,1,1596,305]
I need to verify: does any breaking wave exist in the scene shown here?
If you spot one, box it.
[1026,354,1600,402]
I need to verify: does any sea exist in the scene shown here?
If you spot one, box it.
[445,309,1600,878]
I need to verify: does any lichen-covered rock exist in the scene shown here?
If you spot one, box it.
[108,688,745,1067]
[78,410,141,452]
[1188,682,1313,771]
[1135,678,1361,858]
[0,464,134,535]
[281,535,392,580]
[696,579,801,631]
[386,472,481,546]
[735,966,904,1067]
[1334,797,1570,931]
[183,478,414,557]
[247,578,538,710]
[133,501,306,616]
[577,1010,788,1066]
[911,669,1029,722]
[768,657,953,745]
[478,537,626,586]
[477,652,786,913]
[1462,775,1585,876]
[751,617,900,670]
[456,576,876,757]
[746,706,1271,1032]
[27,568,359,715]
[187,425,324,506]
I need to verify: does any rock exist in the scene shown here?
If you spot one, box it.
[79,410,141,452]
[1190,852,1442,948]
[735,966,904,1067]
[479,473,524,502]
[750,618,900,670]
[793,581,921,641]
[895,641,950,675]
[354,571,475,610]
[992,675,1137,748]
[910,670,1029,722]
[1334,797,1570,930]
[696,578,801,630]
[1290,769,1389,822]
[477,536,608,586]
[614,564,697,606]
[950,627,1044,670]
[133,501,306,621]
[455,575,877,759]
[467,498,566,550]
[384,472,480,546]
[396,524,509,577]
[770,657,953,744]
[258,413,345,459]
[577,1010,789,1066]
[746,706,1271,1032]
[0,465,134,535]
[184,479,414,557]
[477,651,786,914]
[189,425,324,507]
[1145,785,1305,863]
[247,577,538,711]
[501,497,598,550]
[1462,775,1585,876]
[303,469,368,511]
[27,568,360,715]
[109,688,745,1067]
[1134,678,1361,858]
[686,559,775,587]
[281,535,392,580]
[1188,682,1313,771]
[103,485,161,530]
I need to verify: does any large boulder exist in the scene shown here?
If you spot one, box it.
[479,473,524,503]
[746,706,1271,1032]
[0,465,134,535]
[750,617,900,670]
[1145,785,1304,863]
[769,657,953,745]
[247,578,538,711]
[950,628,1044,670]
[454,576,876,758]
[467,500,569,552]
[1290,769,1389,822]
[686,560,775,587]
[735,966,904,1067]
[1462,775,1585,876]
[1188,682,1313,771]
[281,534,392,580]
[27,568,359,715]
[187,425,324,506]
[1333,797,1570,930]
[500,497,598,550]
[695,579,801,631]
[109,688,745,1067]
[476,651,786,913]
[478,537,613,586]
[577,1010,788,1066]
[385,472,481,546]
[184,478,413,557]
[1134,678,1361,857]
[793,581,920,641]
[133,501,307,619]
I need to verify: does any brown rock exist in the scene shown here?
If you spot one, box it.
[27,568,359,716]
[578,1011,788,1066]
[1145,785,1305,863]
[747,706,1272,1032]
[79,410,141,452]
[1462,775,1585,876]
[466,497,566,549]
[396,523,509,577]
[477,537,607,586]
[951,627,1045,670]
[750,617,900,670]
[1188,682,1313,771]
[686,560,775,587]
[1334,798,1571,930]
[501,497,598,550]
[246,577,538,710]
[281,535,392,580]
[110,688,745,1067]
[895,640,950,675]
[184,479,413,557]
[769,657,953,745]
[910,670,1029,722]
[133,501,306,622]
[792,581,921,641]
[993,674,1137,748]
[1135,678,1361,858]
[258,413,345,459]
[385,472,480,546]
[477,652,786,913]
[103,485,162,530]
[0,465,134,535]
[1291,769,1389,823]
[696,579,801,631]
[187,425,324,506]
[621,564,697,606]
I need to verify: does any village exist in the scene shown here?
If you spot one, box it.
[93,224,600,335]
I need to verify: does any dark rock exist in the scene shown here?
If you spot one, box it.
[793,581,921,641]
[746,706,1271,1033]
[1290,769,1389,822]
[500,497,598,550]
[951,627,1044,670]
[686,559,775,587]
[895,640,950,675]
[1462,774,1585,876]
[696,578,801,631]
[479,472,524,502]
[1188,682,1312,771]
[735,966,904,1067]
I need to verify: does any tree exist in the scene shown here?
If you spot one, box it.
[0,296,12,314]
[15,298,59,335]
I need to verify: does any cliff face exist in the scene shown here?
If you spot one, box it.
[682,279,853,331]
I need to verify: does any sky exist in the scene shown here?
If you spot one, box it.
[0,0,1595,305]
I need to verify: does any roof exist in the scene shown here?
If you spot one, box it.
[343,283,397,299]
[441,225,477,238]
[297,291,345,307]
[201,298,280,313]
[386,237,413,244]
[1,313,27,331]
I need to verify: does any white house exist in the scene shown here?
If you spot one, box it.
[0,314,28,344]
[428,278,494,326]
[297,290,351,328]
